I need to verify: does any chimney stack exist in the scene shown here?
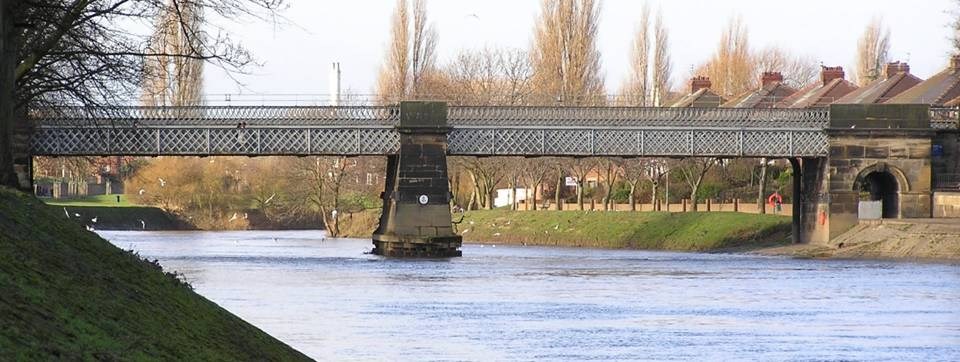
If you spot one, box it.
[329,62,341,106]
[761,72,784,87]
[884,61,910,79]
[951,55,960,72]
[690,76,712,93]
[820,66,845,85]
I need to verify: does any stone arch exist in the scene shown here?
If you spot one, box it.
[853,162,909,219]
[852,162,910,193]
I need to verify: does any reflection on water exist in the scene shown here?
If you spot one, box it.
[100,230,960,361]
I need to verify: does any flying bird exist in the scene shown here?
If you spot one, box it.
[228,212,238,222]
[63,207,70,218]
[158,178,166,187]
[264,193,276,205]
[91,217,98,223]
[139,188,146,195]
[74,213,81,217]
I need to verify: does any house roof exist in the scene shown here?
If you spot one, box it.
[887,58,960,105]
[779,78,858,108]
[836,72,922,104]
[670,88,726,108]
[722,81,798,108]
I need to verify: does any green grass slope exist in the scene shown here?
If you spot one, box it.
[460,210,791,251]
[0,188,311,361]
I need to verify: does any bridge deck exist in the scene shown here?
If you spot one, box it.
[25,106,957,158]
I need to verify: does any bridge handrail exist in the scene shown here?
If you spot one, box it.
[931,107,960,130]
[28,105,401,126]
[448,106,831,128]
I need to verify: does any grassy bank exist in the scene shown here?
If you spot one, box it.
[459,210,791,251]
[0,188,310,360]
[46,195,190,230]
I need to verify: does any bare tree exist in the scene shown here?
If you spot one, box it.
[854,17,891,86]
[530,0,605,105]
[142,0,204,106]
[753,46,818,89]
[569,157,596,210]
[697,16,753,98]
[456,157,506,210]
[598,157,622,211]
[651,9,671,106]
[951,0,960,53]
[376,0,438,102]
[441,47,533,105]
[0,0,284,188]
[620,3,651,106]
[677,157,716,212]
[523,158,552,210]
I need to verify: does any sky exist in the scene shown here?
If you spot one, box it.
[203,0,956,100]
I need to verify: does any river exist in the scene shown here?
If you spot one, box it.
[99,230,960,361]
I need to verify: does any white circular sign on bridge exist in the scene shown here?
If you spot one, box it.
[418,195,429,205]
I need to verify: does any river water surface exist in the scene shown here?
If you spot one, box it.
[99,230,960,361]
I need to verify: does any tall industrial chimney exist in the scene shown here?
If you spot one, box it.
[330,62,341,106]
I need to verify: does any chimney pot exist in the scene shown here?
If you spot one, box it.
[761,72,784,87]
[820,66,845,85]
[690,76,711,93]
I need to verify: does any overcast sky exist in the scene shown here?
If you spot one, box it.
[203,0,955,99]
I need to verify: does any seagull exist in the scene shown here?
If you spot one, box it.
[493,232,501,237]
[63,207,70,218]
[462,229,470,234]
[139,219,146,229]
[91,217,98,223]
[263,193,276,205]
[85,225,95,231]
[74,213,81,217]
[158,178,166,187]
[139,188,146,195]
[228,212,238,222]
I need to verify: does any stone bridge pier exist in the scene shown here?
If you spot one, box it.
[372,102,462,257]
[798,105,936,244]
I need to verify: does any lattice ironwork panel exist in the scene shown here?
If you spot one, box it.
[543,130,592,155]
[447,129,495,155]
[743,131,790,157]
[208,129,258,154]
[360,128,400,154]
[30,105,401,127]
[310,128,362,154]
[161,129,208,154]
[449,106,830,128]
[694,130,740,156]
[643,130,691,156]
[792,131,829,156]
[111,128,158,154]
[495,129,544,154]
[32,128,111,155]
[260,129,308,154]
[595,130,639,155]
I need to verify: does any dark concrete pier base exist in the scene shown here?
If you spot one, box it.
[372,102,462,257]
